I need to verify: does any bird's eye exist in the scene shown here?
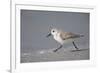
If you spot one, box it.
[53,30,55,32]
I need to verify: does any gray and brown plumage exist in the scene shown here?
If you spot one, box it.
[46,28,84,52]
[60,32,84,40]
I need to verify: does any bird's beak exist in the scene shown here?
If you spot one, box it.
[46,33,51,38]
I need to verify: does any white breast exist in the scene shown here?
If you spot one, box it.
[53,33,64,44]
[53,33,75,45]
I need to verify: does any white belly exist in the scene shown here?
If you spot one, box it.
[54,35,64,44]
[53,34,75,45]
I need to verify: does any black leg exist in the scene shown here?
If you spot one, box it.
[53,45,63,52]
[72,41,79,50]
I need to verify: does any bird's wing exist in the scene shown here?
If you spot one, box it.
[60,32,81,40]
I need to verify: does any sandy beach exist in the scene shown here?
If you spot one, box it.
[21,47,89,63]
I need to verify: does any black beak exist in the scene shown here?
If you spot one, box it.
[46,33,51,38]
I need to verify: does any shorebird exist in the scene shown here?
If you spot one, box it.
[46,27,84,52]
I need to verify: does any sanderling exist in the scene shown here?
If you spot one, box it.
[46,27,84,52]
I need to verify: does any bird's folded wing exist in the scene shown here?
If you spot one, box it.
[60,32,80,40]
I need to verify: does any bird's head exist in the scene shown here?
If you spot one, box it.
[46,25,58,37]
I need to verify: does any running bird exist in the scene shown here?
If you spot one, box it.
[46,27,84,52]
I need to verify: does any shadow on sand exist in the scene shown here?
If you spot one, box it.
[70,49,88,52]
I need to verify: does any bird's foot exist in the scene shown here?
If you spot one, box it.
[70,49,80,52]
[53,49,58,52]
[70,49,88,52]
[53,45,63,52]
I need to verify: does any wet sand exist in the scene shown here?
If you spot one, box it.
[21,47,89,63]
